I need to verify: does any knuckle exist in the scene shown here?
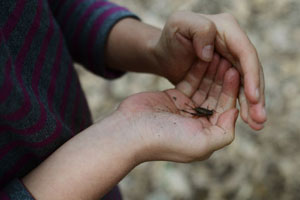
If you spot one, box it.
[202,18,215,32]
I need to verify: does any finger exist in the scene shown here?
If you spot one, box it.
[249,101,266,123]
[211,68,240,125]
[192,54,220,105]
[192,18,216,62]
[169,12,217,62]
[201,58,232,109]
[205,13,263,104]
[230,33,267,126]
[247,114,264,130]
[238,88,248,123]
[247,91,266,130]
[204,108,239,152]
[213,14,267,126]
[176,60,209,97]
[201,13,267,130]
[240,88,266,130]
[248,67,267,123]
[232,41,261,105]
[238,51,263,105]
[216,68,240,111]
[223,18,261,104]
[240,68,266,128]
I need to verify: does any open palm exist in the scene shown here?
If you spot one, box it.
[119,54,240,163]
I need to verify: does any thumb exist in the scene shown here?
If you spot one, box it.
[191,16,217,62]
[209,108,239,151]
[170,12,217,62]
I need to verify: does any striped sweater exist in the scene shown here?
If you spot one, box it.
[0,0,137,199]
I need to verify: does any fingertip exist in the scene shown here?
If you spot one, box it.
[244,76,260,104]
[249,103,267,124]
[248,121,264,131]
[247,108,265,131]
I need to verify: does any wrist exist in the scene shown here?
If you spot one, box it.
[142,25,164,77]
[106,18,163,76]
[114,104,163,163]
[94,110,145,166]
[22,111,144,200]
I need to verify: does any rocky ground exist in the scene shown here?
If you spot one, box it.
[75,0,300,199]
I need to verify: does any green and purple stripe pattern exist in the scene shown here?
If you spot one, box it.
[0,0,137,199]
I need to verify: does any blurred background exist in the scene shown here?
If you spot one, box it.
[75,0,300,199]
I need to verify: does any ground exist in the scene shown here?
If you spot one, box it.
[75,0,300,199]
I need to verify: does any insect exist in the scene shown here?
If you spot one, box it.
[181,103,214,118]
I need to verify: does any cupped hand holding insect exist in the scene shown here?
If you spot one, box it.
[107,12,266,130]
[155,12,266,130]
[22,55,240,199]
[117,54,240,162]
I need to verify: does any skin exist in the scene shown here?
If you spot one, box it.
[106,12,267,130]
[22,10,266,199]
[23,56,240,200]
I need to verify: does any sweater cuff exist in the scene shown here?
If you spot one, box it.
[52,0,140,80]
[1,179,34,200]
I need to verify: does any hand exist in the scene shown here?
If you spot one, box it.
[153,12,266,130]
[117,55,240,162]
[22,56,239,200]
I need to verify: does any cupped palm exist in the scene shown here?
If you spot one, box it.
[119,54,240,163]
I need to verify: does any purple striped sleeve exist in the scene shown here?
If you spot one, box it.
[1,179,34,200]
[49,0,139,79]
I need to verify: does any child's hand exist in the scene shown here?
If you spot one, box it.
[153,12,266,130]
[22,56,240,200]
[117,55,240,163]
[106,11,266,130]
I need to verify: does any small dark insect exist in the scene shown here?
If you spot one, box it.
[181,103,214,118]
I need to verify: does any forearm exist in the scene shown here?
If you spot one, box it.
[105,18,163,76]
[22,112,140,200]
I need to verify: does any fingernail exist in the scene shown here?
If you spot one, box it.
[255,88,260,101]
[202,45,213,61]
